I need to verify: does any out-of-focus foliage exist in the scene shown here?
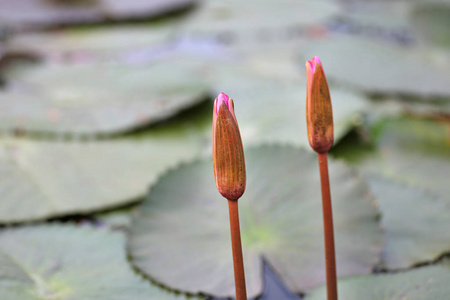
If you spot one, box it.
[301,37,450,98]
[0,0,195,30]
[0,0,449,299]
[5,24,175,60]
[0,61,209,136]
[333,117,450,202]
[0,133,203,223]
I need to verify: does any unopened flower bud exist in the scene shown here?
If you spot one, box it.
[305,56,334,153]
[212,92,246,201]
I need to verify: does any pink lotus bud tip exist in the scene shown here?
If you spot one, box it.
[307,56,322,74]
[312,56,321,65]
[216,92,230,115]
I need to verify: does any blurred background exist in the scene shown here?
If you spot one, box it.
[0,0,449,299]
[0,0,448,208]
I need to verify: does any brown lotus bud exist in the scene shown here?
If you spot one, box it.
[212,92,246,201]
[305,56,334,153]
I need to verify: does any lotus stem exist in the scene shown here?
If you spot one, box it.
[318,152,337,300]
[228,199,247,300]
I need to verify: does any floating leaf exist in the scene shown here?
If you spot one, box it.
[129,145,382,298]
[412,3,450,48]
[300,36,450,98]
[235,86,367,147]
[0,121,206,223]
[366,175,450,269]
[127,66,366,147]
[0,61,209,136]
[335,3,412,32]
[366,96,450,117]
[364,117,450,202]
[0,102,210,223]
[206,66,370,147]
[0,0,195,29]
[178,0,339,48]
[306,261,450,300]
[0,225,185,300]
[6,25,174,63]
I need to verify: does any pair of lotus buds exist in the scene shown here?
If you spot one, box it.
[213,56,333,201]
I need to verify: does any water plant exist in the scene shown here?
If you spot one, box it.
[305,56,337,300]
[212,92,247,300]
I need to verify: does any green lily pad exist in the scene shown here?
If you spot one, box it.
[355,117,450,202]
[221,84,368,147]
[366,175,450,269]
[119,68,366,147]
[0,124,205,223]
[179,0,339,48]
[0,102,210,224]
[367,96,450,117]
[0,225,185,300]
[200,62,370,147]
[129,145,383,298]
[300,36,450,98]
[0,0,195,30]
[0,60,209,136]
[336,3,412,31]
[130,56,369,148]
[6,25,174,63]
[306,261,450,300]
[412,3,450,48]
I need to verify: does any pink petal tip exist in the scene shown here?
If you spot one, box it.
[312,56,321,65]
[307,56,322,74]
[216,92,230,114]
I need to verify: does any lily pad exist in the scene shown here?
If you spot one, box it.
[0,119,205,223]
[334,3,412,32]
[351,116,450,202]
[411,3,450,48]
[0,60,209,136]
[128,145,383,298]
[223,85,368,148]
[197,62,370,148]
[306,261,450,300]
[0,0,195,30]
[366,96,450,117]
[178,0,339,48]
[366,175,450,269]
[5,25,174,63]
[300,36,450,98]
[0,225,185,300]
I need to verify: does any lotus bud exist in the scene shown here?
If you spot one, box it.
[305,56,334,153]
[212,92,246,201]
